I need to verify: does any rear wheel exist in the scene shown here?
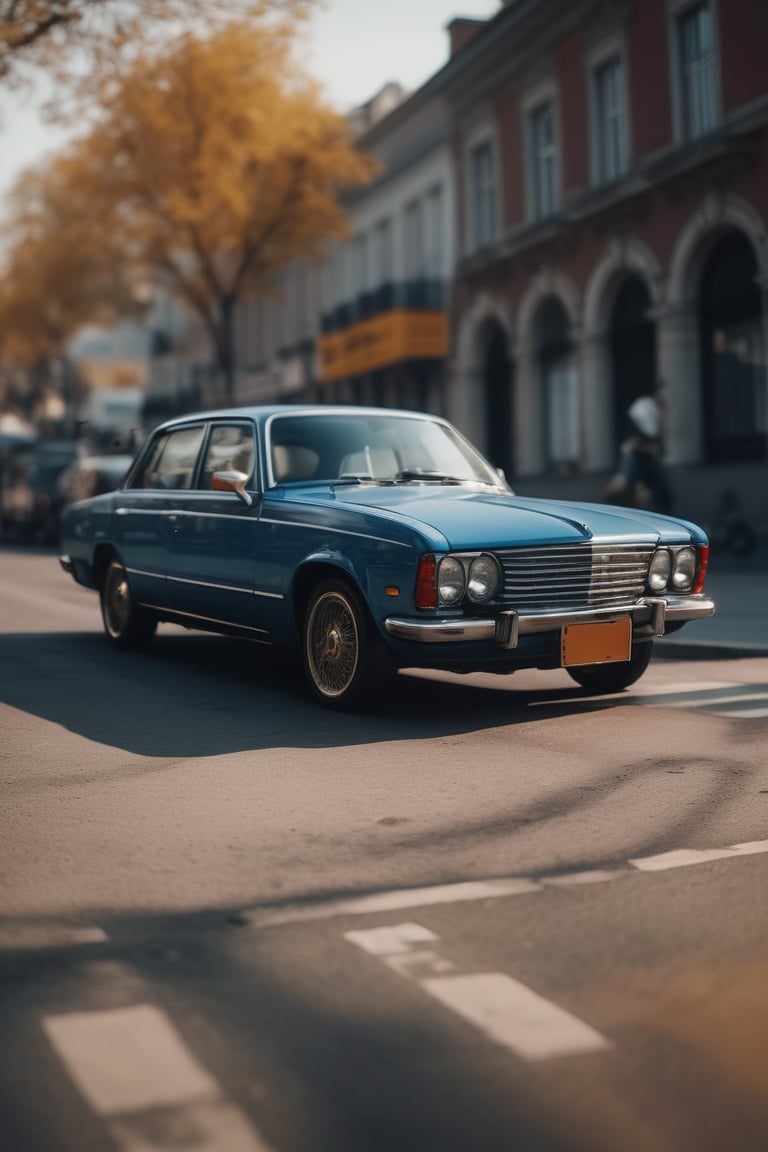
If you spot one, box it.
[303,579,393,709]
[566,640,653,693]
[100,557,157,650]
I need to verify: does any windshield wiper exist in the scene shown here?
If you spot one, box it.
[395,470,467,484]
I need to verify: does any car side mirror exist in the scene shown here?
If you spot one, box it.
[212,470,253,506]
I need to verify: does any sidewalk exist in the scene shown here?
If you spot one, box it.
[656,542,768,660]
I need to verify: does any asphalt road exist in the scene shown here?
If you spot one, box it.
[2,546,768,1152]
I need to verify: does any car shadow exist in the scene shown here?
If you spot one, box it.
[1,628,617,757]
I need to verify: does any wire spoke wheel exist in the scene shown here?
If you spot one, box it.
[103,562,131,637]
[306,586,360,700]
[99,557,157,650]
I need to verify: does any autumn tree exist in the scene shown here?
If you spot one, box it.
[0,156,141,374]
[0,0,311,86]
[39,16,376,401]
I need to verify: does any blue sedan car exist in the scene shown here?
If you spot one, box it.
[60,406,715,709]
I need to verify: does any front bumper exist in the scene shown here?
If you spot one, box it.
[384,594,716,648]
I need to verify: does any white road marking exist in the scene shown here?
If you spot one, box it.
[641,691,768,709]
[630,679,768,718]
[0,924,107,950]
[541,870,624,888]
[344,922,439,956]
[43,1004,276,1151]
[631,680,738,696]
[345,923,612,1062]
[630,839,768,872]
[43,1005,220,1115]
[422,972,612,1061]
[245,876,540,928]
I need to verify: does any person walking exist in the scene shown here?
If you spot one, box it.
[619,385,673,514]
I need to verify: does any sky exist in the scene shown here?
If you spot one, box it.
[0,0,499,200]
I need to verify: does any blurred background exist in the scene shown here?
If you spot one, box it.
[1,0,766,553]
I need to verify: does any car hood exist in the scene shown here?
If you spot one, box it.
[309,484,704,550]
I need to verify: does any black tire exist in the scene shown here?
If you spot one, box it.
[100,557,157,651]
[303,578,394,709]
[566,640,653,694]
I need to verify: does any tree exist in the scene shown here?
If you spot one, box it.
[0,0,310,86]
[0,157,141,369]
[43,17,376,400]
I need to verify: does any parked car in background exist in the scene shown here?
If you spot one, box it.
[1,439,78,544]
[60,406,715,709]
[56,454,134,522]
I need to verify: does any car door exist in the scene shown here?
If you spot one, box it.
[162,420,267,638]
[114,423,207,610]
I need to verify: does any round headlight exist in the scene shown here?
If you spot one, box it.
[438,556,466,605]
[648,548,672,591]
[467,554,500,602]
[671,546,696,591]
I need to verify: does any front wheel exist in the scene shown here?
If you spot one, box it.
[303,579,393,709]
[566,640,653,694]
[100,557,157,650]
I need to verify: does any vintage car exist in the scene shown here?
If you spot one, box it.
[59,405,715,709]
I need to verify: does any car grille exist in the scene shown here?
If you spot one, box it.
[495,542,654,612]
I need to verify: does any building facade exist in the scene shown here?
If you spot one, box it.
[446,0,768,533]
[144,0,768,537]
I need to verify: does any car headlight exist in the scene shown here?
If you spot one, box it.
[671,546,696,591]
[467,554,500,602]
[648,549,672,591]
[438,556,466,605]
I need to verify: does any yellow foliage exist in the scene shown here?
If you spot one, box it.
[0,157,140,365]
[1,12,377,392]
[78,19,376,290]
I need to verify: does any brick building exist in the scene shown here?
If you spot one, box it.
[445,0,768,534]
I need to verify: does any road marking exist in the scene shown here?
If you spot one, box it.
[0,924,107,951]
[244,877,540,928]
[345,923,612,1062]
[422,973,612,1061]
[632,681,768,718]
[632,680,738,695]
[630,839,768,872]
[240,838,768,932]
[541,869,623,888]
[43,1004,276,1151]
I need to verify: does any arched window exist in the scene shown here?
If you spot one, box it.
[535,298,578,472]
[609,275,656,453]
[699,231,765,462]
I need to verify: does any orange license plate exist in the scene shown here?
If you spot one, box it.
[561,618,632,667]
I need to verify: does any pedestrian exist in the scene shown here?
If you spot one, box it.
[620,385,673,514]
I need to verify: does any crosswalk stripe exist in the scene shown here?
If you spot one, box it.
[345,923,612,1061]
[43,1004,277,1151]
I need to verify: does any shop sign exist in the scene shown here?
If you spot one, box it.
[318,310,448,382]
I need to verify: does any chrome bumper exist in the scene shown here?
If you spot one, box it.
[384,594,716,648]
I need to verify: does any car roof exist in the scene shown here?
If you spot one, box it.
[153,405,444,433]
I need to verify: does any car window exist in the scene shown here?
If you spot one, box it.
[197,424,255,491]
[268,413,502,486]
[131,426,205,490]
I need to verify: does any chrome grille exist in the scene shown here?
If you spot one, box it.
[495,542,654,612]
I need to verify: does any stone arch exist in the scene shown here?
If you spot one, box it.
[514,271,580,475]
[516,268,580,352]
[453,292,513,462]
[578,240,661,472]
[583,238,661,339]
[662,193,768,466]
[668,192,768,309]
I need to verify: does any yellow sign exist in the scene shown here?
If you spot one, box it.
[318,310,448,382]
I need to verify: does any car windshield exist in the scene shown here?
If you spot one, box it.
[268,412,505,488]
